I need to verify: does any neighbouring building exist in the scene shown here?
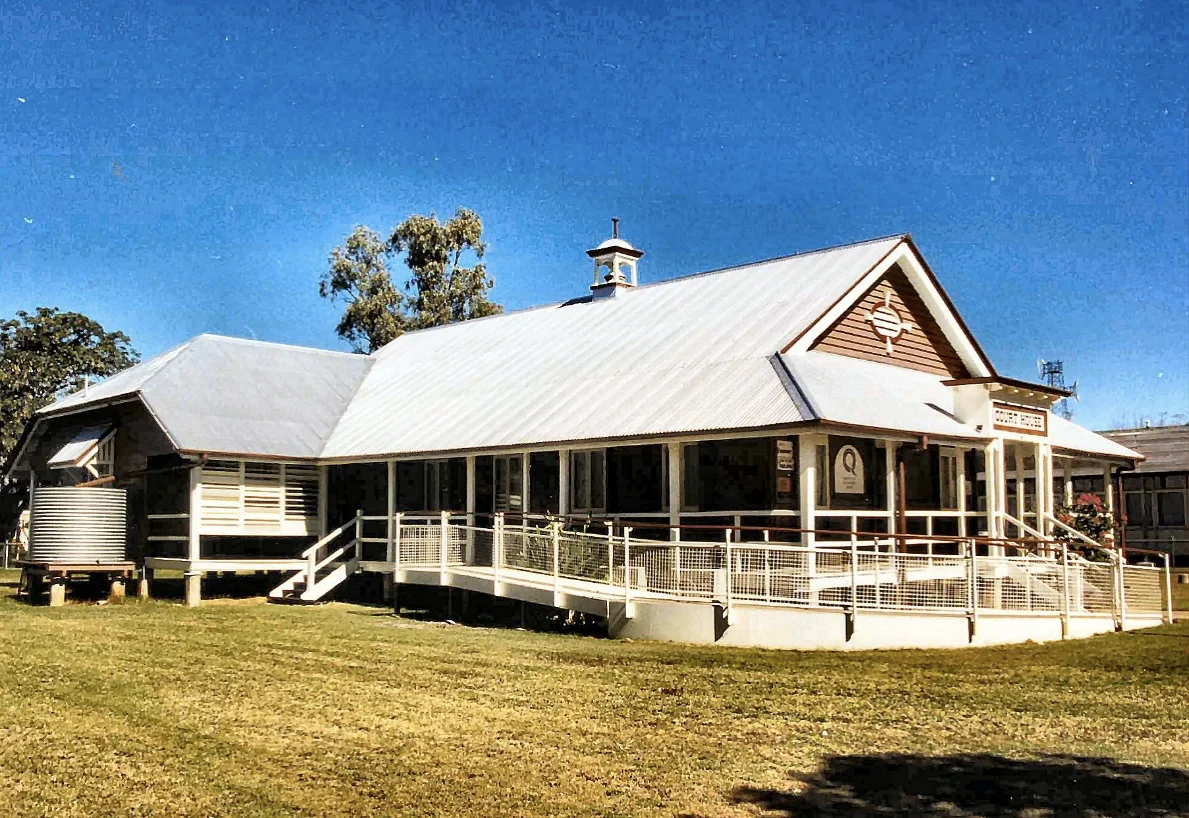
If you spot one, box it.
[1100,425,1189,566]
[5,229,1172,648]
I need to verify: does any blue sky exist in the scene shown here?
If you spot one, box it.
[1,0,1185,429]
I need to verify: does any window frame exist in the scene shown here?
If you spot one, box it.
[570,449,607,514]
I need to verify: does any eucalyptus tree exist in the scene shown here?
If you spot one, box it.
[320,208,502,353]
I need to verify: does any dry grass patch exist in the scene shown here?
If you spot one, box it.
[0,569,1185,817]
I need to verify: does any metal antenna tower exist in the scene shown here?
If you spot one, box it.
[1037,359,1077,420]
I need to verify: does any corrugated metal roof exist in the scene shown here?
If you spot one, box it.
[781,351,982,440]
[1098,425,1188,472]
[1050,416,1142,461]
[47,339,194,412]
[28,234,1138,465]
[41,334,372,459]
[320,236,904,457]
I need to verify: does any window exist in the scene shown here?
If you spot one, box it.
[1121,473,1188,531]
[939,448,959,510]
[1072,476,1105,496]
[493,455,523,512]
[774,438,797,510]
[1125,491,1151,527]
[660,446,669,511]
[92,435,115,478]
[664,438,797,512]
[570,450,606,513]
[396,461,427,512]
[1157,488,1186,527]
[200,459,243,531]
[284,465,319,522]
[966,450,984,513]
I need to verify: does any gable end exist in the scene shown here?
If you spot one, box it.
[810,264,971,378]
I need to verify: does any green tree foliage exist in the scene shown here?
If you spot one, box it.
[320,208,502,353]
[319,226,406,354]
[0,308,138,539]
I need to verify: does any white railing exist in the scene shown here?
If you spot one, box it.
[270,512,364,601]
[384,514,1171,623]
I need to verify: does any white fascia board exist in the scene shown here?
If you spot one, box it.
[895,247,993,377]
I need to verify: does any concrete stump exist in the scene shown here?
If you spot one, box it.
[184,572,202,608]
[137,568,153,600]
[48,578,67,608]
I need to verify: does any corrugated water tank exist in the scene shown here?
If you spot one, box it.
[28,487,127,563]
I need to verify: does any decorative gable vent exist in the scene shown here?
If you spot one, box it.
[863,288,914,355]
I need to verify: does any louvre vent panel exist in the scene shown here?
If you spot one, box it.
[197,460,319,536]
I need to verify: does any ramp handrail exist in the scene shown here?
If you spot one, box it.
[382,517,1170,625]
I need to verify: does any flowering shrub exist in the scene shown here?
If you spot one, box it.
[1054,493,1114,558]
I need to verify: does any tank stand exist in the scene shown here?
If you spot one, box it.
[14,561,137,607]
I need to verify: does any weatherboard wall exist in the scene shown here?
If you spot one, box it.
[811,264,970,379]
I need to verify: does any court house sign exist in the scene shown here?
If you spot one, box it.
[992,401,1048,436]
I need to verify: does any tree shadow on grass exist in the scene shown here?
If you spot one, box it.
[1128,629,1189,640]
[729,753,1189,817]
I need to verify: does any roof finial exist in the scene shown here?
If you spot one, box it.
[612,217,619,239]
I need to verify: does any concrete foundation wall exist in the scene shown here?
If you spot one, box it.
[611,599,1163,651]
[363,566,1166,651]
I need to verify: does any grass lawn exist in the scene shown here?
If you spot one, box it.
[1173,578,1189,612]
[0,569,1186,817]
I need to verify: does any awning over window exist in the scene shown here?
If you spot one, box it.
[47,425,114,469]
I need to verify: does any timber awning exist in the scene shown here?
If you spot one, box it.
[47,425,114,469]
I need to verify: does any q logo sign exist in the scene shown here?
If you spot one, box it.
[833,445,865,495]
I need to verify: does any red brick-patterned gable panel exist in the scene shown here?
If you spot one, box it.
[811,264,971,378]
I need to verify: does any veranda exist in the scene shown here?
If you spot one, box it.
[140,428,1171,647]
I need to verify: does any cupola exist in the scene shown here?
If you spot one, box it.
[587,218,643,299]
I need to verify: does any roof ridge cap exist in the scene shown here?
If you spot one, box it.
[372,234,908,355]
[632,233,908,291]
[193,333,365,359]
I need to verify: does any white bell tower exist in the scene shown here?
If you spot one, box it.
[587,218,643,298]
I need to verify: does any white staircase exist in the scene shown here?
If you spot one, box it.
[270,514,362,604]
